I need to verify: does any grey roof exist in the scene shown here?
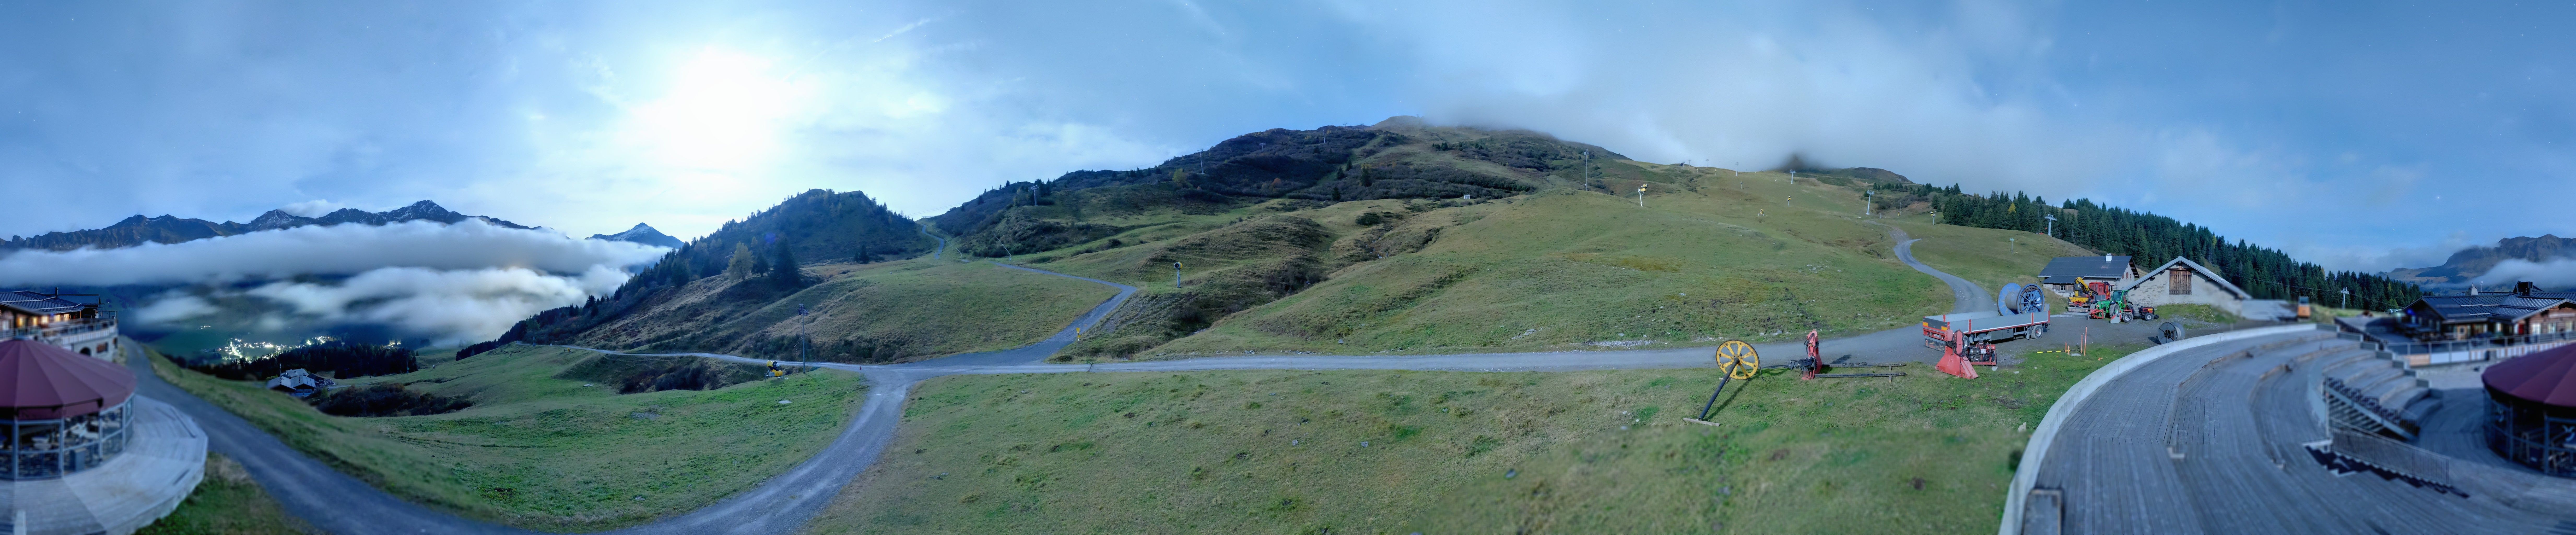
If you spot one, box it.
[2038,256,2132,279]
[2413,294,2571,324]
[2120,257,2251,299]
[0,290,89,316]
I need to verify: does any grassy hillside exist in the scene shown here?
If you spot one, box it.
[140,454,318,535]
[148,344,866,531]
[1882,215,2095,315]
[1001,163,1953,359]
[565,257,1114,363]
[806,344,2143,534]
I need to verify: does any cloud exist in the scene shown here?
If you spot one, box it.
[0,219,664,344]
[131,292,218,324]
[2471,259,2576,290]
[278,200,350,218]
[244,266,628,344]
[0,219,668,287]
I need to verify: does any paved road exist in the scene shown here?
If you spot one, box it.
[2022,329,2565,534]
[141,223,1999,534]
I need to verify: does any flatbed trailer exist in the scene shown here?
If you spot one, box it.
[1922,311,2051,346]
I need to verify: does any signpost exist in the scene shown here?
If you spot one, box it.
[1686,340,1760,427]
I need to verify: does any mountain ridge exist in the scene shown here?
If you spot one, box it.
[588,223,685,249]
[1,200,531,252]
[2389,234,2576,287]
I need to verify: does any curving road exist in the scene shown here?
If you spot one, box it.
[2009,327,2568,534]
[135,223,2000,534]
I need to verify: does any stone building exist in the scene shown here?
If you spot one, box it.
[2119,257,2252,317]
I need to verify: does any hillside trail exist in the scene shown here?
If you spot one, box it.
[155,222,1993,535]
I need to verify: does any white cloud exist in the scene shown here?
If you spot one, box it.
[0,219,667,287]
[0,219,664,344]
[278,200,350,218]
[245,266,628,344]
[131,292,218,324]
[2472,259,2576,290]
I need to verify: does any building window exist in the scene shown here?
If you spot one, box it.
[2170,268,2192,295]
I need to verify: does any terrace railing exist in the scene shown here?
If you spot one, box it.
[0,317,117,343]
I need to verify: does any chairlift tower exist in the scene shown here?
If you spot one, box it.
[2044,213,2057,237]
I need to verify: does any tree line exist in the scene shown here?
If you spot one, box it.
[1871,182,2422,310]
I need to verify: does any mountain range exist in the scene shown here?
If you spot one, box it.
[2388,234,2576,287]
[1,200,532,251]
[587,223,685,249]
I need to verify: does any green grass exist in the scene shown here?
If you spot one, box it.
[1885,216,2090,295]
[2153,304,2240,325]
[148,344,868,531]
[1020,172,1955,359]
[139,453,318,535]
[576,256,1117,362]
[807,344,2141,534]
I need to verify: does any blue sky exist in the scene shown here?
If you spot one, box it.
[3,0,2570,272]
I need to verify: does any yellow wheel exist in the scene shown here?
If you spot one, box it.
[1715,340,1759,380]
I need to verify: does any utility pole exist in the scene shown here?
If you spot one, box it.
[1636,184,1647,208]
[1174,262,1184,288]
[1865,191,1873,216]
[796,303,809,368]
[2010,237,2016,254]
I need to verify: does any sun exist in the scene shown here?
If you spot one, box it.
[629,48,805,170]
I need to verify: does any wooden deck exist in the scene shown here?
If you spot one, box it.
[1,396,207,535]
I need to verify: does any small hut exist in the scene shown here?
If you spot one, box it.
[2484,343,2576,477]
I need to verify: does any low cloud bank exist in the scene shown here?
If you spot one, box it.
[0,219,667,287]
[2472,259,2576,290]
[2,219,667,345]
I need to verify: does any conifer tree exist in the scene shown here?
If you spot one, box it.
[771,239,800,287]
[727,243,757,279]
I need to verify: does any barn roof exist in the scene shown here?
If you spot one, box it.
[2119,257,2251,299]
[2038,256,2132,280]
[2486,344,2576,408]
[0,339,134,420]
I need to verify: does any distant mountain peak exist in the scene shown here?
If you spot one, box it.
[1,200,532,252]
[589,223,684,249]
[2389,234,2576,287]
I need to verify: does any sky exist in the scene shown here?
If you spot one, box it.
[5,0,2574,274]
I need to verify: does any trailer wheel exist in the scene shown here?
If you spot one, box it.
[2029,323,2047,339]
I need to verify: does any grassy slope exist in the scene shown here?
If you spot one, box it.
[139,453,319,535]
[1884,215,2093,314]
[148,344,867,531]
[807,344,2142,534]
[1021,168,1950,358]
[574,257,1114,362]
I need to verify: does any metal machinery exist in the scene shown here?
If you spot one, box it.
[2086,288,2160,322]
[1926,284,2054,377]
[1688,340,1760,425]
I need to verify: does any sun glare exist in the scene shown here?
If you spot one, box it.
[630,49,805,170]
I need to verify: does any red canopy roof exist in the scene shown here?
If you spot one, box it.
[2485,343,2576,408]
[0,339,135,419]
